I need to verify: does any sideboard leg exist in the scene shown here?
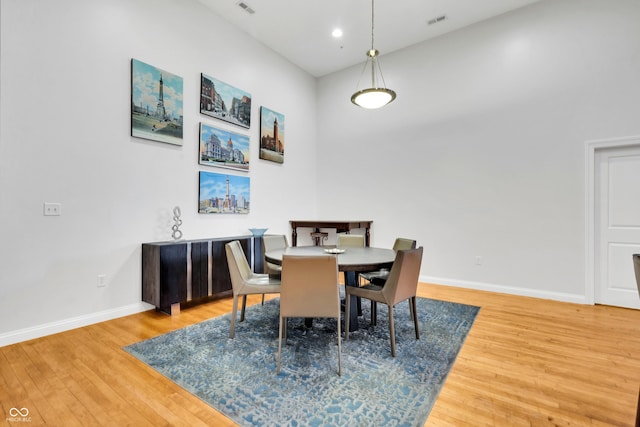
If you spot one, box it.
[171,303,180,316]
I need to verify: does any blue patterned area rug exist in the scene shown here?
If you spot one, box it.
[124,297,479,427]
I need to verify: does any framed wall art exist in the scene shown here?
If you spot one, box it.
[131,59,184,145]
[198,171,250,214]
[199,123,249,172]
[259,106,285,164]
[200,73,251,129]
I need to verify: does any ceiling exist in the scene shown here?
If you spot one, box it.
[197,0,541,77]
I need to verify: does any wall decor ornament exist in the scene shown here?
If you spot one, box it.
[171,206,183,240]
[199,122,250,172]
[198,171,250,214]
[131,59,184,145]
[259,106,285,164]
[200,73,251,129]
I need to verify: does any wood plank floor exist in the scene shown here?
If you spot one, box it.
[2,283,640,426]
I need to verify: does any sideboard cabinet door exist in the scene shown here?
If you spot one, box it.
[191,241,209,300]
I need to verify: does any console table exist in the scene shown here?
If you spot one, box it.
[289,220,373,247]
[142,235,262,315]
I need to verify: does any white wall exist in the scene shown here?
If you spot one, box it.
[316,0,640,301]
[3,0,640,346]
[0,0,317,345]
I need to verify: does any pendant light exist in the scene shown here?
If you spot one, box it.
[351,0,396,109]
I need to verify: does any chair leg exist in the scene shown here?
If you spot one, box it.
[371,301,377,326]
[357,297,362,316]
[336,316,342,376]
[229,294,239,338]
[277,316,284,374]
[261,294,265,305]
[411,297,420,340]
[388,304,396,357]
[240,295,247,322]
[344,292,351,341]
[240,295,247,321]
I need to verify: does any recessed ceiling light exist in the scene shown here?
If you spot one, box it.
[332,28,343,38]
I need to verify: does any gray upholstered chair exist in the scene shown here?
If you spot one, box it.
[337,233,365,248]
[277,255,341,375]
[345,247,423,357]
[359,238,417,316]
[262,234,288,277]
[359,237,417,285]
[225,240,281,338]
[260,234,288,304]
[337,233,365,315]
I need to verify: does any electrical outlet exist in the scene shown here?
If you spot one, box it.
[97,275,107,287]
[43,202,61,216]
[475,256,483,266]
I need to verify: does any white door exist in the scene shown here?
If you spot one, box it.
[595,145,640,309]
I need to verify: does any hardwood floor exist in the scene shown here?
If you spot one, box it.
[2,283,640,426]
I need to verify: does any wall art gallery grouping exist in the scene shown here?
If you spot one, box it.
[130,58,285,215]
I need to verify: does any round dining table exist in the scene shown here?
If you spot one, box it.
[265,246,396,331]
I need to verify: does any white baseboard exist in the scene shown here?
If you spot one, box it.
[421,275,589,305]
[0,302,155,348]
[2,278,588,348]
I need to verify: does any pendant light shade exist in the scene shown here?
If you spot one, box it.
[351,0,396,109]
[351,87,396,109]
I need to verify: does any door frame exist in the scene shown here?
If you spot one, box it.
[585,135,640,305]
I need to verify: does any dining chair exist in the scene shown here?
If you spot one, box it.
[262,234,288,276]
[359,238,417,285]
[344,246,423,357]
[277,255,341,375]
[337,233,365,248]
[337,233,365,315]
[225,240,281,339]
[260,234,288,305]
[359,238,417,315]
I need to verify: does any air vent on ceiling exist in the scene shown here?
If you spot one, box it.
[427,15,447,26]
[236,1,255,14]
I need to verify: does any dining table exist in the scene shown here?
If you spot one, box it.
[264,245,396,331]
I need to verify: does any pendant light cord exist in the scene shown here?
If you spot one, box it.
[371,0,375,52]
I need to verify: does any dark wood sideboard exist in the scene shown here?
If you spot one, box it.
[289,220,373,246]
[142,235,263,314]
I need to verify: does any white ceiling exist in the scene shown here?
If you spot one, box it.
[197,0,541,77]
